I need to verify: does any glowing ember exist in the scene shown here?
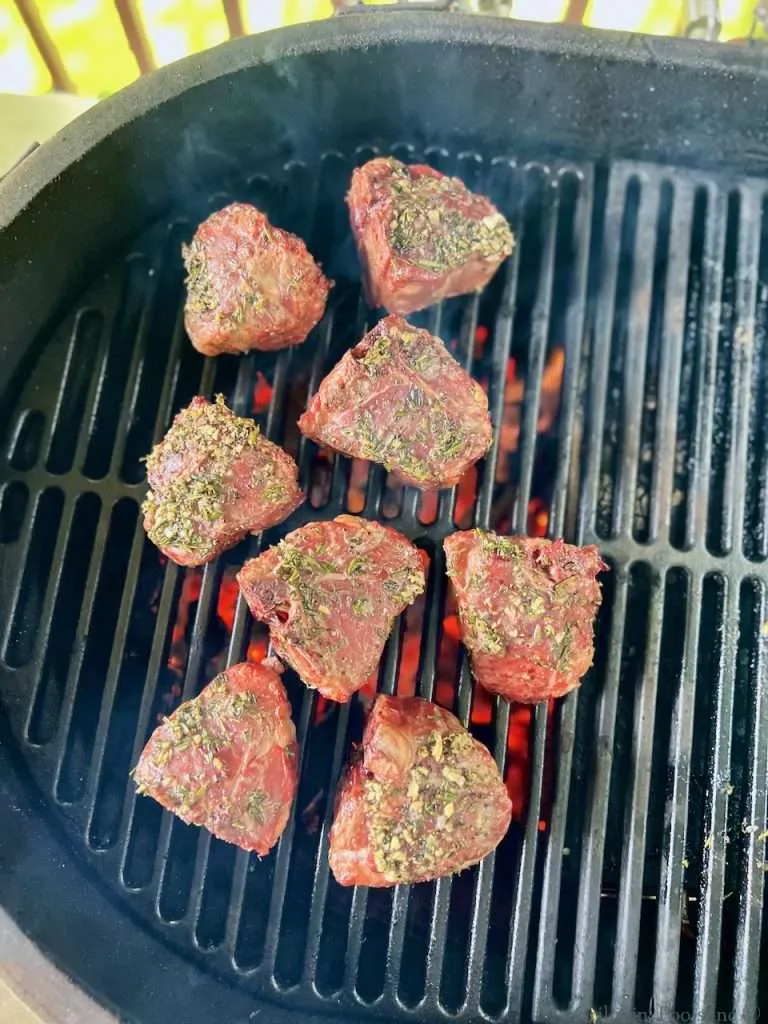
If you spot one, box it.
[167,569,202,675]
[497,347,564,484]
[528,497,549,538]
[252,371,273,414]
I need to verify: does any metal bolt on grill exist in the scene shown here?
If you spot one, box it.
[1,143,767,1023]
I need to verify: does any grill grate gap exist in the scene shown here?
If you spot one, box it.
[679,571,726,1014]
[438,866,478,1014]
[195,838,237,951]
[595,175,642,541]
[632,566,688,1011]
[670,187,709,552]
[120,225,188,483]
[633,180,674,545]
[82,256,152,480]
[9,410,45,472]
[356,888,395,1004]
[4,488,65,669]
[706,190,741,558]
[46,310,104,475]
[0,480,29,544]
[550,565,617,1010]
[28,492,101,745]
[87,533,167,850]
[55,497,139,803]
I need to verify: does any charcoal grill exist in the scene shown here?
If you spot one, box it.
[1,13,768,1024]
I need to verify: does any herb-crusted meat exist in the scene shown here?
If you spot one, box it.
[237,515,425,702]
[183,202,330,355]
[347,157,514,315]
[444,531,606,703]
[143,395,303,566]
[132,661,298,855]
[329,695,511,887]
[297,315,492,489]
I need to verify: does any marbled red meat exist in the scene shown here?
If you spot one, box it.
[237,515,425,702]
[297,315,492,489]
[183,202,330,355]
[143,395,303,566]
[329,695,511,887]
[347,157,514,315]
[444,531,606,703]
[132,661,298,855]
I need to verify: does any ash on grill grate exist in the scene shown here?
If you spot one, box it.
[1,146,768,1024]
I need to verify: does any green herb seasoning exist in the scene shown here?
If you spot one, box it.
[182,240,218,315]
[247,788,266,824]
[143,395,264,556]
[364,726,490,883]
[346,343,472,485]
[385,160,514,273]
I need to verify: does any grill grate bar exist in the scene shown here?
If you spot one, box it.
[111,295,194,850]
[733,579,768,1024]
[579,166,629,542]
[345,635,406,1000]
[180,348,294,949]
[434,292,481,532]
[649,182,695,543]
[302,698,355,986]
[505,700,547,1017]
[548,166,593,540]
[51,501,122,796]
[652,571,703,1016]
[532,165,595,1018]
[614,177,660,539]
[498,171,563,1021]
[511,178,559,534]
[259,340,354,983]
[21,494,77,731]
[70,258,147,476]
[611,572,666,1012]
[263,690,318,980]
[568,163,640,1009]
[106,263,161,479]
[474,173,521,531]
[343,886,369,998]
[419,183,527,1013]
[40,309,103,471]
[83,511,152,828]
[151,536,221,892]
[693,184,762,1018]
[117,560,180,879]
[726,185,762,552]
[571,573,630,1008]
[687,186,727,550]
[694,578,741,1020]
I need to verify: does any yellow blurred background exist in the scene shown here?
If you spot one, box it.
[0,0,764,98]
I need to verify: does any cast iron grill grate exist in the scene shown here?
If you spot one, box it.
[0,145,766,1024]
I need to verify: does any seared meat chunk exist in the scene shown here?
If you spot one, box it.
[298,315,492,489]
[237,515,425,702]
[143,395,303,566]
[133,661,298,855]
[329,695,511,887]
[183,202,330,355]
[444,531,606,703]
[347,157,514,315]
